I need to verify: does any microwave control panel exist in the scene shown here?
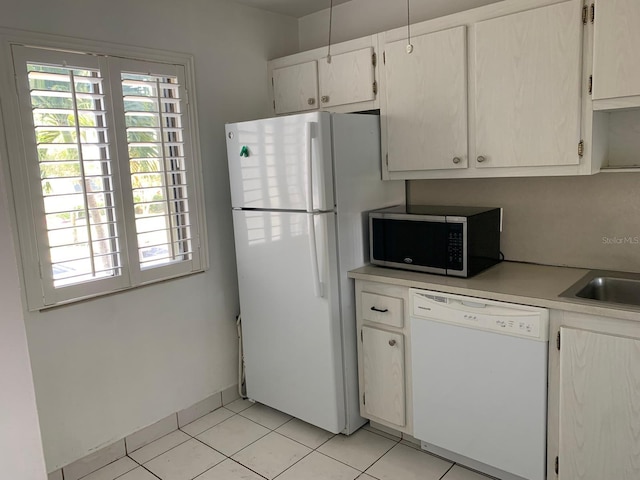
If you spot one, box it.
[447,223,464,271]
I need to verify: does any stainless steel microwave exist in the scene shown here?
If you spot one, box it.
[369,205,501,277]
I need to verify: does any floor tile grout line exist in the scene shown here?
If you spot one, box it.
[76,455,141,480]
[189,434,238,459]
[270,425,337,452]
[362,426,403,443]
[237,413,293,431]
[127,431,193,465]
[311,450,367,474]
[359,438,402,475]
[137,463,163,480]
[224,457,270,480]
[269,445,316,479]
[439,462,456,480]
[178,407,238,437]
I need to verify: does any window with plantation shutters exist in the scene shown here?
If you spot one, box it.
[9,45,206,309]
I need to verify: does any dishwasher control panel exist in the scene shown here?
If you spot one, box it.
[410,289,549,341]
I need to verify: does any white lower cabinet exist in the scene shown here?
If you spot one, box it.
[355,280,412,434]
[361,326,405,426]
[549,311,640,480]
[559,327,640,480]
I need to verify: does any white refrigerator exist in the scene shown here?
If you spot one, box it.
[226,111,404,434]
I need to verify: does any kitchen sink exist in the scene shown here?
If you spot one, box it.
[560,270,640,308]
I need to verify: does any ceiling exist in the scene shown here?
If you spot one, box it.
[230,0,352,18]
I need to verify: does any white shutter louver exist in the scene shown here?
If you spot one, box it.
[120,72,193,268]
[27,63,122,287]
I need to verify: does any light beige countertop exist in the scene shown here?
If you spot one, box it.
[348,262,640,322]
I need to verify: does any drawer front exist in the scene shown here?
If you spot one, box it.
[362,291,404,328]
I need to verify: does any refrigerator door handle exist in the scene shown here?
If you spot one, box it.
[305,121,315,213]
[307,214,324,298]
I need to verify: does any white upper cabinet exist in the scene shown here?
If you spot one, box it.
[379,0,595,180]
[269,36,379,115]
[383,26,468,173]
[592,0,640,107]
[317,47,376,108]
[473,0,583,169]
[272,61,318,115]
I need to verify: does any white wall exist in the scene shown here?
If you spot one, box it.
[298,0,502,51]
[0,0,298,471]
[0,156,47,479]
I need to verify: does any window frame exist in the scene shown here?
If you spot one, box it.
[0,29,208,310]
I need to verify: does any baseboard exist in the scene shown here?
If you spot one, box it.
[55,385,238,478]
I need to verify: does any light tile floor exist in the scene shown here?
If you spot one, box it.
[78,401,495,480]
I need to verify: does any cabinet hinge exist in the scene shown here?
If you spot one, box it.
[588,75,593,95]
[578,140,584,157]
[373,80,378,95]
[372,52,377,67]
[582,4,588,24]
[555,456,559,474]
[590,3,595,23]
[557,331,561,350]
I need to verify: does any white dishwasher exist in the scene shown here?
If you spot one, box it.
[410,288,549,480]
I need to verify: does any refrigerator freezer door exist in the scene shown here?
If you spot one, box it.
[232,209,345,432]
[226,112,334,212]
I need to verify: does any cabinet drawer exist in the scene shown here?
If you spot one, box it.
[361,291,404,328]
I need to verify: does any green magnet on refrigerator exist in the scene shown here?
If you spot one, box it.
[240,145,249,157]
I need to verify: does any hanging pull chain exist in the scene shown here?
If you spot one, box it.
[406,0,413,54]
[327,0,334,63]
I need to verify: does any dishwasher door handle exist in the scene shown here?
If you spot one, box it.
[460,300,487,308]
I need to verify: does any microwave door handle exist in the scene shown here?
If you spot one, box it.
[307,214,323,298]
[305,122,314,213]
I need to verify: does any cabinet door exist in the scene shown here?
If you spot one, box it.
[361,326,405,426]
[474,0,582,168]
[559,327,640,479]
[273,61,318,115]
[318,47,375,108]
[384,26,468,172]
[593,0,640,101]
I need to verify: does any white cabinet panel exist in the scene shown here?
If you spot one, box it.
[593,0,640,101]
[273,61,318,115]
[384,26,468,172]
[559,327,640,480]
[269,36,379,115]
[474,0,582,168]
[318,47,375,108]
[361,291,404,328]
[362,326,405,427]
